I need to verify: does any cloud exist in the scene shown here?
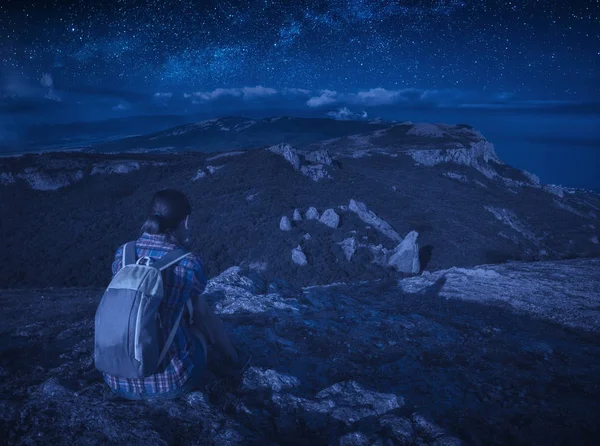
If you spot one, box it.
[283,88,311,96]
[183,85,278,103]
[112,102,131,111]
[40,73,53,88]
[306,90,339,107]
[355,88,407,106]
[241,85,278,99]
[326,107,368,120]
[40,72,61,101]
[152,92,173,106]
[183,88,242,103]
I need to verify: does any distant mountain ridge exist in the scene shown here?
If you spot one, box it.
[86,116,393,153]
[0,114,196,155]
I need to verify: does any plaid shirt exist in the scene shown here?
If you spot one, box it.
[103,232,208,395]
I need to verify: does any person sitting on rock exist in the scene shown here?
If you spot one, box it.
[101,189,248,400]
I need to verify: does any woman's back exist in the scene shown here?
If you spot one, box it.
[102,231,208,395]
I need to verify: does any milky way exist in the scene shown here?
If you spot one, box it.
[1,0,598,99]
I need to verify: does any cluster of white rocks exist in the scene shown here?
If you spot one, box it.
[192,164,224,182]
[15,169,85,191]
[90,161,141,175]
[280,207,341,233]
[280,206,342,266]
[278,200,421,273]
[1,160,168,191]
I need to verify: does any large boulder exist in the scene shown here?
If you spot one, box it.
[319,209,340,229]
[280,216,292,231]
[292,245,307,266]
[293,209,302,221]
[388,231,420,273]
[348,199,403,242]
[305,207,320,220]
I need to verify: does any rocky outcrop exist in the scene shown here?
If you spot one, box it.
[407,141,502,179]
[292,245,307,266]
[267,143,301,170]
[16,169,85,191]
[242,367,301,392]
[206,165,224,174]
[544,184,565,198]
[388,231,420,273]
[90,161,141,175]
[303,233,312,240]
[203,266,300,314]
[406,122,448,138]
[305,207,320,220]
[349,199,403,242]
[279,216,292,231]
[293,209,302,221]
[370,244,391,266]
[193,165,224,181]
[484,206,540,244]
[0,172,15,185]
[192,169,207,181]
[267,144,332,181]
[319,209,340,229]
[339,237,357,261]
[272,380,403,425]
[522,170,541,186]
[2,159,168,190]
[300,164,331,181]
[443,172,469,184]
[304,149,333,166]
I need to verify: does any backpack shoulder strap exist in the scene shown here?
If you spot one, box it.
[152,248,190,271]
[158,303,187,366]
[154,248,195,366]
[122,242,137,266]
[157,295,195,366]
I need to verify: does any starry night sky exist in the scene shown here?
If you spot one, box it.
[1,0,599,187]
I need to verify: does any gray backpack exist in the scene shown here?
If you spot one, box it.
[94,242,193,379]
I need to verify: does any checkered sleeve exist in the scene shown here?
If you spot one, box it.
[111,244,124,276]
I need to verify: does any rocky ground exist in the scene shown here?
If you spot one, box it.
[1,257,599,445]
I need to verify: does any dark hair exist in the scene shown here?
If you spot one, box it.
[141,189,192,235]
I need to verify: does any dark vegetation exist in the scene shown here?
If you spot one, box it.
[1,141,599,288]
